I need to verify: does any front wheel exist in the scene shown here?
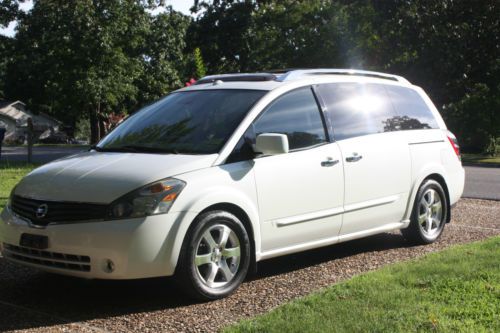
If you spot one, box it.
[176,210,251,300]
[402,179,448,244]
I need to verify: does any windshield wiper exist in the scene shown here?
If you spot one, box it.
[89,144,104,152]
[121,145,179,154]
[91,145,178,154]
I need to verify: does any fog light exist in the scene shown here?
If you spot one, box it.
[103,259,115,273]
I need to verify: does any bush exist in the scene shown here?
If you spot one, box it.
[75,117,90,143]
[445,83,500,154]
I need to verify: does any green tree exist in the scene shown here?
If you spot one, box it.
[194,47,206,78]
[247,0,362,70]
[6,0,188,143]
[190,0,499,152]
[189,1,375,71]
[0,0,20,27]
[0,0,24,98]
[0,35,13,98]
[3,0,498,151]
[445,84,500,153]
[189,0,256,73]
[367,0,500,151]
[136,7,190,105]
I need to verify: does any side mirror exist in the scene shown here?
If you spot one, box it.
[255,133,289,155]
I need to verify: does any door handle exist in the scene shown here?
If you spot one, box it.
[346,153,363,162]
[321,157,339,167]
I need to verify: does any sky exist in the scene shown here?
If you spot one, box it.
[0,0,194,37]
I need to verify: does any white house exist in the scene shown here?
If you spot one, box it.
[0,101,61,143]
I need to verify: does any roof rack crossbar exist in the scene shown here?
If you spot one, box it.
[276,69,410,84]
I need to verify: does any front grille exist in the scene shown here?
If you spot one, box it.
[11,195,108,226]
[2,243,91,272]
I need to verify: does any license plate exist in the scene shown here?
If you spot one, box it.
[20,234,49,250]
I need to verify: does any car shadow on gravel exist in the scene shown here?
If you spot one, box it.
[0,232,411,332]
[255,232,409,279]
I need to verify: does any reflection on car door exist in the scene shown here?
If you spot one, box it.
[317,83,411,235]
[249,87,345,253]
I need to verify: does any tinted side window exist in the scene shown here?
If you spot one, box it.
[317,83,396,141]
[385,86,439,130]
[253,87,327,150]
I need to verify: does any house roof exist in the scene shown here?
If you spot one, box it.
[0,100,26,109]
[0,100,60,127]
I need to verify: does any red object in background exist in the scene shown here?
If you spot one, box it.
[185,78,197,86]
[104,112,126,132]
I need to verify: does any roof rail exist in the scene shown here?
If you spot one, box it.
[195,73,276,85]
[194,69,410,85]
[276,69,410,84]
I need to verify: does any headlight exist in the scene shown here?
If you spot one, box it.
[108,178,185,219]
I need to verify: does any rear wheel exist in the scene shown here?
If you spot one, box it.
[402,179,448,244]
[176,210,250,300]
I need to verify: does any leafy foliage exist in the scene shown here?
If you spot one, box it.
[0,0,22,97]
[4,0,189,143]
[194,47,206,78]
[188,0,255,73]
[136,7,190,105]
[0,35,13,98]
[0,0,498,150]
[0,0,20,27]
[189,0,500,153]
[445,84,500,154]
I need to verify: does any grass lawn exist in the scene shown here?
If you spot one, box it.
[0,162,38,210]
[462,154,500,165]
[226,237,500,333]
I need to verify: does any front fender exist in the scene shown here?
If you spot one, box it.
[181,187,261,258]
[166,163,262,272]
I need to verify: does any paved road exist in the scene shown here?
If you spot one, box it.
[0,146,87,164]
[463,166,500,200]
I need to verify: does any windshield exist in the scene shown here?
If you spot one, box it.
[97,89,266,154]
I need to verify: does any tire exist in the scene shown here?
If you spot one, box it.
[402,179,448,244]
[176,210,251,300]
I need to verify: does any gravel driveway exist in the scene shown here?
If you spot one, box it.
[0,198,499,333]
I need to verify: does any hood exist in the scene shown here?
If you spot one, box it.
[14,151,218,203]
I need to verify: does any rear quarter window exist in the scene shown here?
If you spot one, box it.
[317,83,397,141]
[384,86,439,130]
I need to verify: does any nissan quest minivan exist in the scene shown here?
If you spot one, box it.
[0,69,464,300]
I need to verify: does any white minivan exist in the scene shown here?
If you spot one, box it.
[0,69,464,299]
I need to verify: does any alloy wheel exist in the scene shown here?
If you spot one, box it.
[193,224,241,289]
[418,188,443,238]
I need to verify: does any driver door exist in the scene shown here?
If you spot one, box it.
[250,87,345,253]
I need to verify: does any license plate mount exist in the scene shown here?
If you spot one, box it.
[20,233,49,250]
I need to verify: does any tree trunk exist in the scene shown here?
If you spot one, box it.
[89,109,99,144]
[98,118,106,139]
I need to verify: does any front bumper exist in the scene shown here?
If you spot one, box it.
[0,206,195,279]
